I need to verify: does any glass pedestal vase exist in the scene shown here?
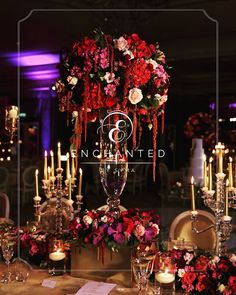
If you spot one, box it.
[99,109,131,217]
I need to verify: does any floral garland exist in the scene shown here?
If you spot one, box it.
[184,112,215,148]
[55,30,170,180]
[69,208,160,251]
[170,249,236,295]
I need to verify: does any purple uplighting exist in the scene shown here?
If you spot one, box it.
[32,87,50,91]
[24,69,58,80]
[9,52,59,66]
[229,103,236,108]
[209,102,215,110]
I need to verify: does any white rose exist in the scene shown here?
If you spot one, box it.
[178,269,185,278]
[101,215,108,223]
[128,88,143,105]
[152,223,160,235]
[154,93,168,106]
[104,72,115,83]
[115,36,128,51]
[67,75,78,86]
[83,215,93,225]
[146,59,158,70]
[72,111,78,118]
[123,50,134,60]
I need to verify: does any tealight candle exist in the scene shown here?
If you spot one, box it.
[155,272,175,284]
[49,250,66,262]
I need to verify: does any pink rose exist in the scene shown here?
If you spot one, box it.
[134,224,145,237]
[146,59,158,70]
[104,72,115,83]
[128,88,143,105]
[114,36,128,51]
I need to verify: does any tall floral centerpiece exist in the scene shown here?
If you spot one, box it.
[55,30,170,180]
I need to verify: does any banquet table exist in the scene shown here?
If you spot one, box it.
[0,266,182,295]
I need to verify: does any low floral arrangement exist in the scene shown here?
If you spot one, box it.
[69,208,160,251]
[55,29,170,179]
[184,112,215,147]
[170,249,236,295]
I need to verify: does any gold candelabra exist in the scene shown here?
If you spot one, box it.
[190,142,235,256]
[34,143,83,235]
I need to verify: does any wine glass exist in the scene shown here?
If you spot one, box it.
[1,239,14,283]
[132,254,156,294]
[99,110,131,216]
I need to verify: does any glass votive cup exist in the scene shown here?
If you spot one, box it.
[48,239,66,276]
[154,254,175,294]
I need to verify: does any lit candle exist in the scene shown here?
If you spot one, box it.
[35,169,39,196]
[209,157,213,190]
[44,151,47,180]
[49,250,66,261]
[215,142,225,173]
[50,150,54,177]
[57,142,61,169]
[228,157,233,189]
[66,152,70,179]
[68,175,72,200]
[225,179,229,216]
[71,153,75,180]
[191,176,195,211]
[155,271,175,284]
[78,168,83,195]
[203,154,207,187]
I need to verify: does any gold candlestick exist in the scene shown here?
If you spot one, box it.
[191,176,195,211]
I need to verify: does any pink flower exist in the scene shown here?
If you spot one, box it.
[99,48,109,69]
[134,224,145,237]
[114,36,128,51]
[128,88,143,104]
[151,223,160,235]
[104,84,116,97]
[104,72,115,83]
[184,252,194,265]
[230,254,236,267]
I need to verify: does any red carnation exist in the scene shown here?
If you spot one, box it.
[138,108,148,115]
[82,37,97,53]
[131,58,151,87]
[228,276,236,290]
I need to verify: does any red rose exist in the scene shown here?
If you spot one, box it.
[131,58,151,87]
[138,108,148,115]
[195,255,210,271]
[182,272,197,285]
[82,37,97,53]
[104,97,118,108]
[196,274,206,292]
[136,41,152,58]
[228,276,236,288]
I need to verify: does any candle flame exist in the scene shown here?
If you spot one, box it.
[44,150,47,157]
[79,168,83,175]
[226,179,229,186]
[50,150,54,156]
[229,157,232,162]
[35,169,38,176]
[209,157,213,163]
[58,142,61,148]
[191,176,194,184]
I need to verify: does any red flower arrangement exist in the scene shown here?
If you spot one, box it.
[184,112,215,147]
[55,29,170,180]
[69,208,160,251]
[170,249,236,295]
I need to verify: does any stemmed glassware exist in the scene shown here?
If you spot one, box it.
[1,239,14,283]
[99,110,131,216]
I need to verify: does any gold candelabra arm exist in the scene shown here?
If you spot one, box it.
[191,211,215,234]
